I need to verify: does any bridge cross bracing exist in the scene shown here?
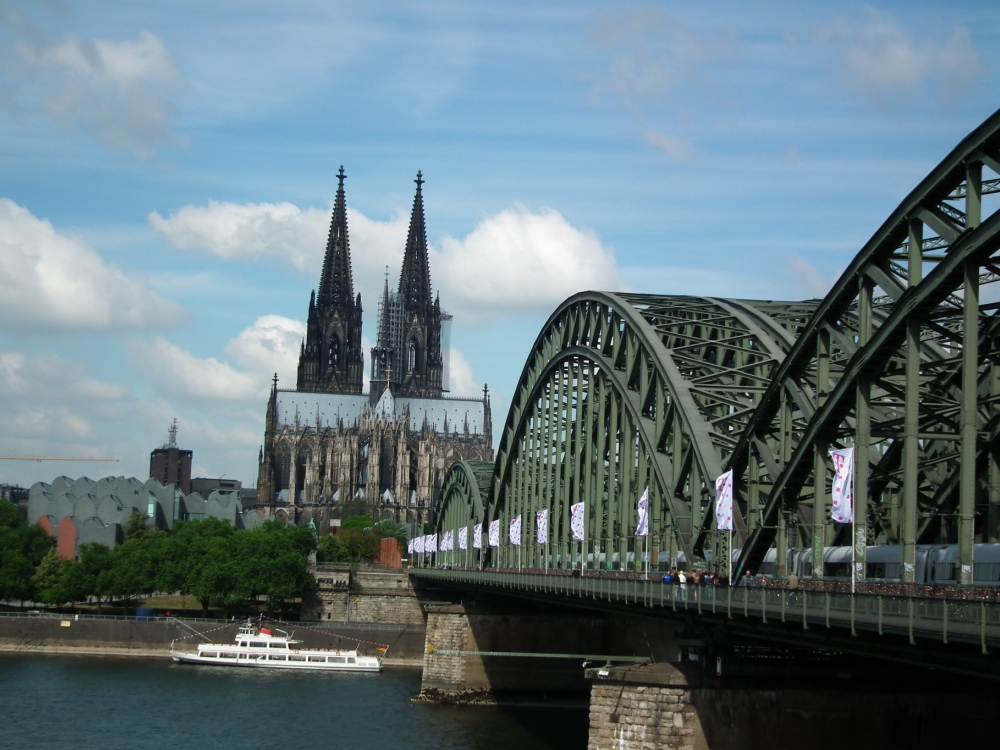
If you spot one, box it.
[429,107,1000,594]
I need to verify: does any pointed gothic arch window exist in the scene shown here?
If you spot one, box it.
[407,340,417,372]
[328,337,340,366]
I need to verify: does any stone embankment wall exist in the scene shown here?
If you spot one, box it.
[302,567,426,626]
[0,615,425,663]
[0,616,187,657]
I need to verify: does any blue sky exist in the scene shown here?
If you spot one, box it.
[1,0,997,490]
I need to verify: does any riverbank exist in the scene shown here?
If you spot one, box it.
[0,614,426,665]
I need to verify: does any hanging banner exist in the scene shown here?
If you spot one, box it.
[414,536,425,554]
[715,470,734,531]
[407,538,414,555]
[458,526,468,551]
[536,509,548,544]
[570,502,585,541]
[830,446,855,524]
[442,529,454,551]
[473,523,482,549]
[510,515,522,546]
[635,487,650,536]
[427,533,437,553]
[488,519,500,547]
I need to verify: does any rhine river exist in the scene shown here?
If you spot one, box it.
[1,654,588,749]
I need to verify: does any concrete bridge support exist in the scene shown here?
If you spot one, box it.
[585,663,999,750]
[414,605,694,706]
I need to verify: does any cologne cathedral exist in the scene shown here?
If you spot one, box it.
[256,169,494,533]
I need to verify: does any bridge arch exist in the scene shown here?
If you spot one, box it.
[429,109,1000,586]
[732,107,1000,583]
[481,293,820,571]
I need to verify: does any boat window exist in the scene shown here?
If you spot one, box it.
[289,655,306,662]
[203,652,218,658]
[220,652,236,659]
[268,654,286,660]
[328,656,346,663]
[269,643,286,649]
[250,642,267,649]
[308,656,325,662]
[347,658,355,664]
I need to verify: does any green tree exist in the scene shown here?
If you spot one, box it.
[62,543,113,607]
[100,535,164,610]
[338,527,380,561]
[0,502,54,603]
[231,521,315,612]
[32,548,74,605]
[316,534,349,563]
[340,515,375,532]
[123,511,153,541]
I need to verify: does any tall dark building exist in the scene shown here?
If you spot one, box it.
[258,171,492,533]
[370,172,446,401]
[149,419,192,495]
[296,166,365,394]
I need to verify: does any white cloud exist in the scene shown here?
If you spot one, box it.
[813,10,985,112]
[149,201,328,271]
[0,198,186,332]
[587,6,737,156]
[4,403,96,442]
[150,198,618,325]
[644,130,697,159]
[445,348,478,399]
[0,349,129,402]
[435,205,622,324]
[786,255,837,298]
[224,314,305,386]
[129,336,259,401]
[14,29,181,155]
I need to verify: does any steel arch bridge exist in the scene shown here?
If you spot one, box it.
[428,109,1000,587]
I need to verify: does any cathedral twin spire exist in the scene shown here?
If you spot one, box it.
[296,169,442,399]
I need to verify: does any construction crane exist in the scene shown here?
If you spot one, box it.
[0,456,119,463]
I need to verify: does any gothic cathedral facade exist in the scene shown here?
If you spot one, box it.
[256,170,493,533]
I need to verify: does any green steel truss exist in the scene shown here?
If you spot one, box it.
[430,109,1000,586]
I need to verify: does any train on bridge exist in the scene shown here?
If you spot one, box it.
[757,543,1000,587]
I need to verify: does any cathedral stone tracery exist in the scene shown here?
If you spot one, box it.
[257,170,493,533]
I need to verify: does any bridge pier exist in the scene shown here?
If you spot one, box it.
[585,661,999,750]
[415,604,604,705]
[414,603,698,706]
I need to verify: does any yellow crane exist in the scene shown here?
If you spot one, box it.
[0,456,119,462]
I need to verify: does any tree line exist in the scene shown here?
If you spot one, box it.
[1,503,410,615]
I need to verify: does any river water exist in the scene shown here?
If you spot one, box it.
[0,654,588,750]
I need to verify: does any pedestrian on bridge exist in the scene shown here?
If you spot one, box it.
[787,572,800,604]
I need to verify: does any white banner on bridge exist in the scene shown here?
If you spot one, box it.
[415,535,425,554]
[536,509,548,544]
[570,502,585,541]
[427,533,438,553]
[459,526,468,551]
[442,529,454,551]
[473,523,482,549]
[488,519,500,547]
[830,447,854,524]
[715,470,734,531]
[509,515,522,546]
[635,487,649,537]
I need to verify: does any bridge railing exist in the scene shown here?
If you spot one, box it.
[410,568,1000,652]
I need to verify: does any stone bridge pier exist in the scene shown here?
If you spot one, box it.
[413,604,694,706]
[586,662,999,750]
[415,606,999,748]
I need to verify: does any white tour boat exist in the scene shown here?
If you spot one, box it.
[170,620,383,672]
